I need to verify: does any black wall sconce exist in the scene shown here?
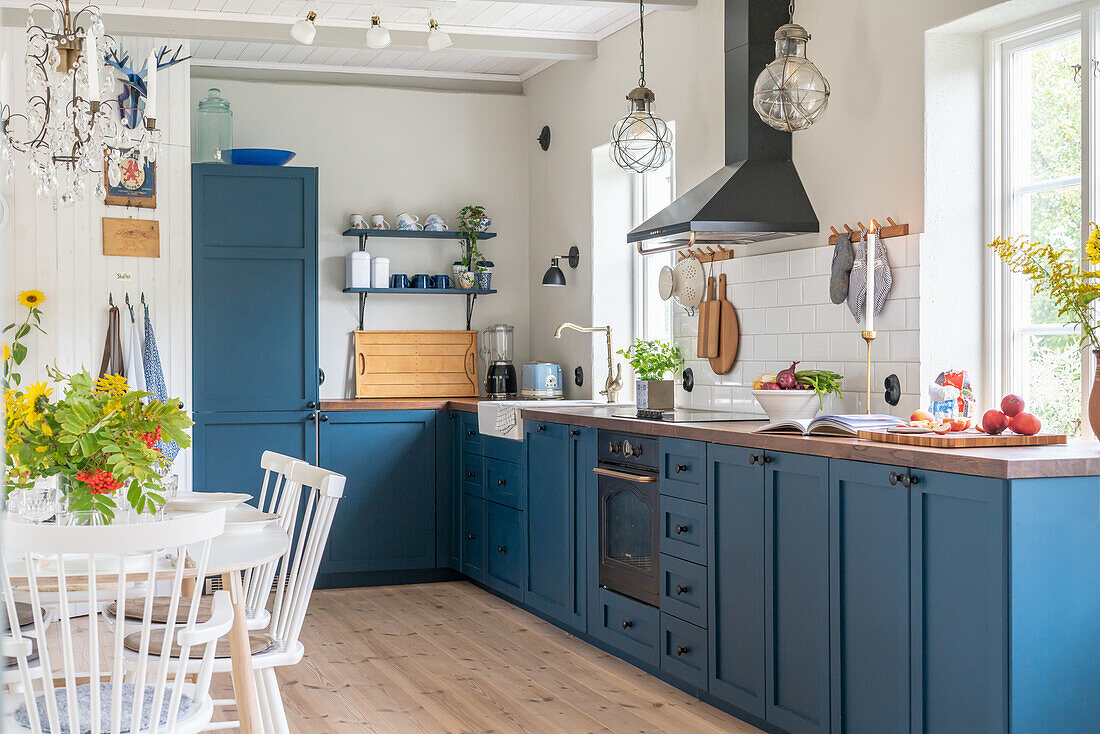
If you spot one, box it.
[542,245,580,287]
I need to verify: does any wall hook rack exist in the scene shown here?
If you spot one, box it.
[674,243,736,265]
[828,217,910,246]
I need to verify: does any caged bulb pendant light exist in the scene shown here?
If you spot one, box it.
[753,0,830,132]
[609,0,672,174]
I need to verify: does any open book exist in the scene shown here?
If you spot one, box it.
[755,414,904,437]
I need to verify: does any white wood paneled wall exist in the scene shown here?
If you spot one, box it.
[0,31,194,489]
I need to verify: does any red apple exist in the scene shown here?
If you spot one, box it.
[1001,394,1025,418]
[1008,412,1041,436]
[982,409,1010,436]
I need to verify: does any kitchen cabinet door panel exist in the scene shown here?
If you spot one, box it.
[911,470,1007,734]
[765,451,830,734]
[571,426,595,632]
[438,411,460,570]
[707,444,766,719]
[486,502,525,601]
[192,411,317,497]
[525,422,571,624]
[830,459,910,734]
[462,494,486,583]
[318,411,437,577]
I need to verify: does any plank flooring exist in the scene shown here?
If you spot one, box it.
[214,581,764,734]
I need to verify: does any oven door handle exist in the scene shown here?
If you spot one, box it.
[592,467,659,483]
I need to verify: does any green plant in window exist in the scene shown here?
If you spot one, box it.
[617,339,684,382]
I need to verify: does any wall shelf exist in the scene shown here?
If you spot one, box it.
[342,287,497,331]
[342,228,498,240]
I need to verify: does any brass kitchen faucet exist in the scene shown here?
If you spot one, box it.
[553,323,623,404]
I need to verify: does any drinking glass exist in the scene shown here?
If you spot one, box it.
[21,482,60,523]
[159,474,180,502]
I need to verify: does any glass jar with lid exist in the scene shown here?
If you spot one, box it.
[194,88,233,163]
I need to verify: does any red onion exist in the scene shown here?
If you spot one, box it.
[776,361,800,390]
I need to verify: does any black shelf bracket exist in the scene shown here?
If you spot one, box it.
[358,292,367,330]
[465,293,478,331]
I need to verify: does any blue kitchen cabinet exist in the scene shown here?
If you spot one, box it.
[438,410,460,570]
[910,468,1007,734]
[570,425,595,632]
[191,411,317,499]
[829,459,910,734]
[462,493,486,583]
[317,410,437,583]
[707,444,766,719]
[765,451,831,734]
[524,421,572,624]
[485,501,525,600]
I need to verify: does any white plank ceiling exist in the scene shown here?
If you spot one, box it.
[0,0,696,91]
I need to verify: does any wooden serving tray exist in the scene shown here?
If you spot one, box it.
[355,330,478,398]
[857,429,1068,448]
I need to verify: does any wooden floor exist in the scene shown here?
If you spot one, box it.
[218,581,764,734]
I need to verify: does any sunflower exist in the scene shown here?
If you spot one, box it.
[23,381,52,426]
[16,290,45,310]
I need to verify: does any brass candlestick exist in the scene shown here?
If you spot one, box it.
[862,330,877,415]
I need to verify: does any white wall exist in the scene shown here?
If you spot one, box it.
[524,0,1019,410]
[1,33,194,486]
[193,78,531,400]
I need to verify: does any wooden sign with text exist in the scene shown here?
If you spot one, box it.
[102,217,160,258]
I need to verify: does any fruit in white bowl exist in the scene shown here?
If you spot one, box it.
[753,389,821,422]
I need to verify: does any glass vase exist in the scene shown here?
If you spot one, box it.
[1089,349,1100,439]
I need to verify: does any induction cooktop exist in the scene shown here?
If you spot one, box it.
[615,409,767,423]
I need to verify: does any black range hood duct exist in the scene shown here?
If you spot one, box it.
[628,0,819,249]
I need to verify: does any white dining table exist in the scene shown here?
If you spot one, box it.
[188,522,289,734]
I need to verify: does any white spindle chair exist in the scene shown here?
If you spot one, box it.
[1,511,234,734]
[125,463,345,733]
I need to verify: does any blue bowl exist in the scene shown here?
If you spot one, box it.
[221,148,297,166]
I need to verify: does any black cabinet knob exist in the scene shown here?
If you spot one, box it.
[467,429,476,437]
[320,414,329,422]
[749,454,760,465]
[762,455,772,464]
[537,425,546,432]
[675,524,689,535]
[306,401,316,409]
[569,429,580,437]
[907,473,919,486]
[676,646,689,657]
[449,412,457,419]
[467,470,476,478]
[497,545,507,554]
[306,414,316,422]
[674,464,688,474]
[676,584,689,596]
[621,620,633,630]
[497,478,506,487]
[466,533,476,540]
[889,471,900,486]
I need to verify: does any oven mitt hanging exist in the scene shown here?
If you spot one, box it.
[847,232,893,323]
[829,231,855,304]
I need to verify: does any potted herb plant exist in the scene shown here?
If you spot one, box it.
[457,205,490,289]
[618,338,684,412]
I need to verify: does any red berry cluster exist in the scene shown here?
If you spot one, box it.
[142,425,162,449]
[75,470,123,495]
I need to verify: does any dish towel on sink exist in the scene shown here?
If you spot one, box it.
[495,404,519,436]
[847,230,893,324]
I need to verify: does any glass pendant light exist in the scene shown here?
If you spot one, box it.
[609,0,672,174]
[366,15,391,49]
[291,9,318,45]
[753,0,830,132]
[427,18,452,52]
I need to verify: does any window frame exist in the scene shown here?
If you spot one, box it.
[986,7,1093,433]
[630,136,676,344]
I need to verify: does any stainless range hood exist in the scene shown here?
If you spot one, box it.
[628,0,819,250]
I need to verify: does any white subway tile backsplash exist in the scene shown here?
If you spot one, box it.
[754,334,779,360]
[740,307,765,334]
[905,299,920,330]
[816,304,846,332]
[777,279,803,306]
[875,298,907,332]
[813,246,833,276]
[906,235,920,267]
[800,275,831,305]
[731,282,754,307]
[788,305,815,332]
[777,334,802,360]
[890,330,919,361]
[742,256,766,282]
[766,308,789,333]
[790,251,816,278]
[803,333,831,359]
[764,252,791,280]
[885,237,906,268]
[891,266,919,299]
[754,281,779,307]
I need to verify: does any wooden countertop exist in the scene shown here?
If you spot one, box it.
[319,399,1100,479]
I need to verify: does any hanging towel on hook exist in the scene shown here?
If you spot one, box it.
[847,230,894,323]
[98,305,124,379]
[142,303,180,463]
[124,301,146,393]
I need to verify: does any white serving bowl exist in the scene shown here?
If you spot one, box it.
[752,389,821,422]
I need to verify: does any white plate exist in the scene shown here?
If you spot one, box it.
[223,506,280,535]
[167,492,252,513]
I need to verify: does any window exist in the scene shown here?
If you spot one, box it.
[632,131,675,343]
[990,13,1090,435]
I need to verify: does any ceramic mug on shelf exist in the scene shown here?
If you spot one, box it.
[412,274,433,289]
[396,212,422,231]
[350,214,367,229]
[425,213,447,231]
[433,275,451,290]
[390,273,411,289]
[370,214,389,230]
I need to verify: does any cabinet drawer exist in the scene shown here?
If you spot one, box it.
[461,494,486,583]
[459,413,482,454]
[660,554,708,628]
[661,438,706,502]
[484,434,524,464]
[461,453,484,498]
[486,502,525,600]
[592,588,660,668]
[486,459,525,510]
[660,496,707,565]
[661,613,708,691]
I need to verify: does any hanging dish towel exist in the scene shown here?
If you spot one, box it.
[847,231,893,323]
[142,304,180,463]
[829,231,855,304]
[124,303,146,393]
[98,305,124,379]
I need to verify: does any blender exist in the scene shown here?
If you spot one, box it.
[481,324,518,399]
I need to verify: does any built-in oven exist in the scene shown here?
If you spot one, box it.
[595,431,661,607]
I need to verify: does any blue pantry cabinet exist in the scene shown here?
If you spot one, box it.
[316,411,438,584]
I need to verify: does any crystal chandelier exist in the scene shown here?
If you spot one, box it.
[0,0,161,204]
[609,0,672,174]
[753,0,830,132]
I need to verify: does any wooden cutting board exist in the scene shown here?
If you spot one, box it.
[708,273,739,375]
[858,429,1068,448]
[355,331,478,398]
[697,276,719,358]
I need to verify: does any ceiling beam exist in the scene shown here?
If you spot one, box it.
[498,0,695,9]
[0,4,599,61]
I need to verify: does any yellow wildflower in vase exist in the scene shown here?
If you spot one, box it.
[16,290,45,309]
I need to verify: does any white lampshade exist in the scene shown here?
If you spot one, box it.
[366,15,391,49]
[290,12,317,45]
[427,19,452,52]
